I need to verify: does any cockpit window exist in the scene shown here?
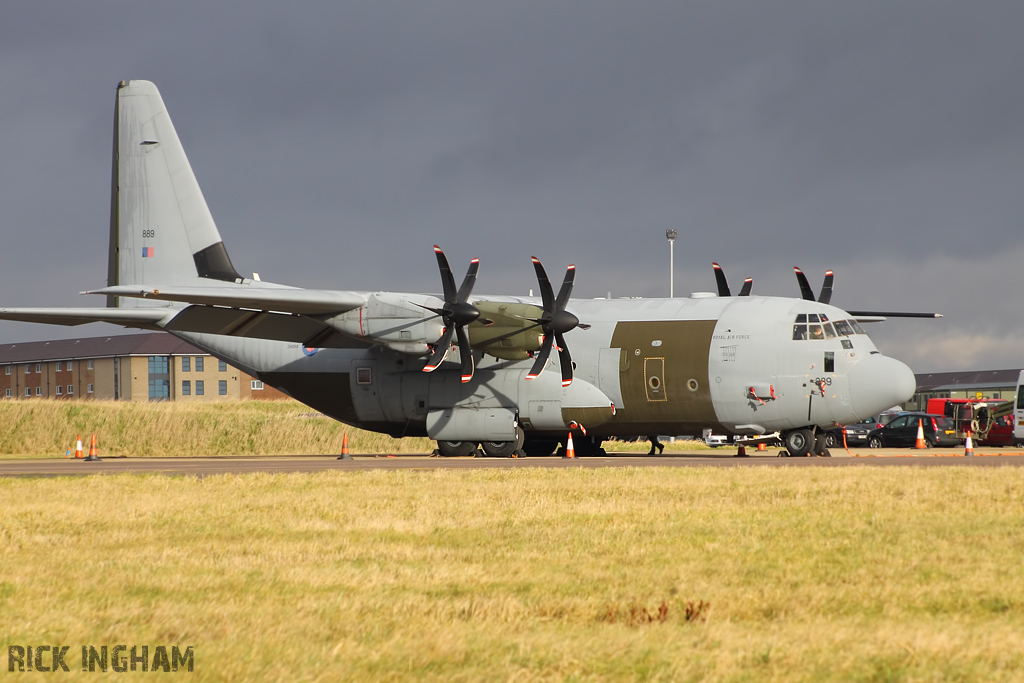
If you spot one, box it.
[792,324,808,340]
[808,324,824,340]
[808,313,819,323]
[795,314,807,323]
[834,320,854,336]
[850,320,866,335]
[822,322,837,339]
[819,313,829,322]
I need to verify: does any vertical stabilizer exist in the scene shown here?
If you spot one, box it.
[106,80,241,307]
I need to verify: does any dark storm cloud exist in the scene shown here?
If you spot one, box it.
[1,1,1022,372]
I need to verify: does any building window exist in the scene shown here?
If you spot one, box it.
[67,385,73,395]
[182,357,191,372]
[25,364,31,374]
[35,387,41,396]
[195,380,204,396]
[182,381,191,396]
[148,356,169,374]
[148,379,170,400]
[56,361,63,372]
[35,364,41,373]
[195,357,204,372]
[3,366,9,375]
[88,360,94,370]
[87,384,94,394]
[5,389,10,398]
[219,380,227,395]
[25,388,31,397]
[56,386,63,396]
[67,360,73,371]
[218,360,227,372]
[251,380,264,390]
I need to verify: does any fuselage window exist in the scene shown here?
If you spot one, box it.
[808,324,824,340]
[834,320,853,336]
[824,351,835,373]
[793,324,808,340]
[823,322,837,339]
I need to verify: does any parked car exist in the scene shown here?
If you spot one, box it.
[867,412,959,448]
[822,422,873,448]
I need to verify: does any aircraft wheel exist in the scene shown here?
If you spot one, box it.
[436,440,478,457]
[481,441,518,458]
[814,434,831,457]
[783,428,814,457]
[522,439,558,457]
[868,436,884,449]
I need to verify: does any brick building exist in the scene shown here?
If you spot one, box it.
[0,333,288,402]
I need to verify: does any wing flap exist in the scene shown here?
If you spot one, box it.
[86,285,366,315]
[164,305,370,349]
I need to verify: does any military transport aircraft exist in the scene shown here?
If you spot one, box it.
[0,80,936,458]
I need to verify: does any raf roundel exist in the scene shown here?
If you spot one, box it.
[302,346,318,357]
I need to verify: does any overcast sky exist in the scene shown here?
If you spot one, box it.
[2,2,1022,373]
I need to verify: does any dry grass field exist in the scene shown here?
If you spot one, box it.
[0,400,434,457]
[2,467,1023,681]
[0,400,715,457]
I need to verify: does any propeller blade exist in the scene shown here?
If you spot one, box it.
[793,267,815,301]
[455,325,475,383]
[457,258,480,303]
[712,263,731,297]
[422,326,454,372]
[555,332,573,386]
[818,270,834,304]
[530,257,555,311]
[412,302,446,318]
[433,246,458,303]
[554,265,575,311]
[525,335,553,380]
[738,277,753,296]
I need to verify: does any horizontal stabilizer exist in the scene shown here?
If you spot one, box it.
[0,307,170,328]
[85,286,366,315]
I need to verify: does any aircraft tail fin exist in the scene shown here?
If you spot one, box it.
[106,80,242,308]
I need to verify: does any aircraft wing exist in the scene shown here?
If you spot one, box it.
[0,307,170,328]
[85,286,366,315]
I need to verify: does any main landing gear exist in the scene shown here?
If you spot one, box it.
[781,428,831,457]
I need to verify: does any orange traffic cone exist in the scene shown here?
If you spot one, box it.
[914,419,927,449]
[563,432,575,458]
[84,433,101,461]
[736,445,747,457]
[964,430,974,457]
[74,435,84,459]
[338,433,352,460]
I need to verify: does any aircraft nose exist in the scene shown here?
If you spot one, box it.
[847,354,916,417]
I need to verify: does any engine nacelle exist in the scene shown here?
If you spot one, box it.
[325,292,445,355]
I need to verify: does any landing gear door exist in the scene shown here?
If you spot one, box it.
[350,360,386,422]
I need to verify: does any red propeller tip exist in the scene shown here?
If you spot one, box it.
[433,245,443,252]
[561,379,572,387]
[713,262,722,269]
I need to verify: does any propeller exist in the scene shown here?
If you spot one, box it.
[712,262,753,297]
[793,267,834,304]
[419,246,481,383]
[523,257,590,386]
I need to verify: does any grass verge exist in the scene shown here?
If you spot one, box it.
[1,467,1022,680]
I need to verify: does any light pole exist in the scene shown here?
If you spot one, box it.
[666,230,677,298]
